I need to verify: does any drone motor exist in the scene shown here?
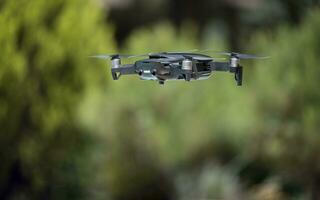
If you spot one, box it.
[182,59,193,71]
[112,58,121,68]
[230,57,239,68]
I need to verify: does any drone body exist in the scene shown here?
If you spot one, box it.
[92,51,267,85]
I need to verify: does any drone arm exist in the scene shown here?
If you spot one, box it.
[209,61,243,86]
[111,64,136,80]
[210,62,231,71]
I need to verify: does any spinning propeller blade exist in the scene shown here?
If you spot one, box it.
[90,50,202,59]
[89,54,139,59]
[165,49,199,54]
[216,52,269,59]
[196,50,269,60]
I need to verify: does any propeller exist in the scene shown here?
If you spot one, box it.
[164,49,199,54]
[183,55,213,61]
[215,52,269,60]
[89,54,153,60]
[90,50,201,60]
[129,49,201,57]
[89,54,135,60]
[195,49,269,60]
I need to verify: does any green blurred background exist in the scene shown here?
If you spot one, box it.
[1,0,320,199]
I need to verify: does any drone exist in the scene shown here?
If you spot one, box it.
[91,51,268,85]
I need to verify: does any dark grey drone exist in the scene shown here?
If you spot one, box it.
[91,51,267,85]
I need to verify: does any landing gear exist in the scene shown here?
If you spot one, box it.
[184,74,191,81]
[235,66,243,86]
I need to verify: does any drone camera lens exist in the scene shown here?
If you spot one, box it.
[152,70,156,76]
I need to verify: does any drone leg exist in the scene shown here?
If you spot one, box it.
[112,72,120,80]
[159,80,165,85]
[185,74,191,81]
[235,66,243,86]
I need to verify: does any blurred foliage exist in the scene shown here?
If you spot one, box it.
[249,10,320,199]
[0,0,113,199]
[1,0,320,199]
[124,22,198,54]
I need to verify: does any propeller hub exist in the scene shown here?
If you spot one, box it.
[230,57,239,68]
[110,55,119,59]
[112,58,121,68]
